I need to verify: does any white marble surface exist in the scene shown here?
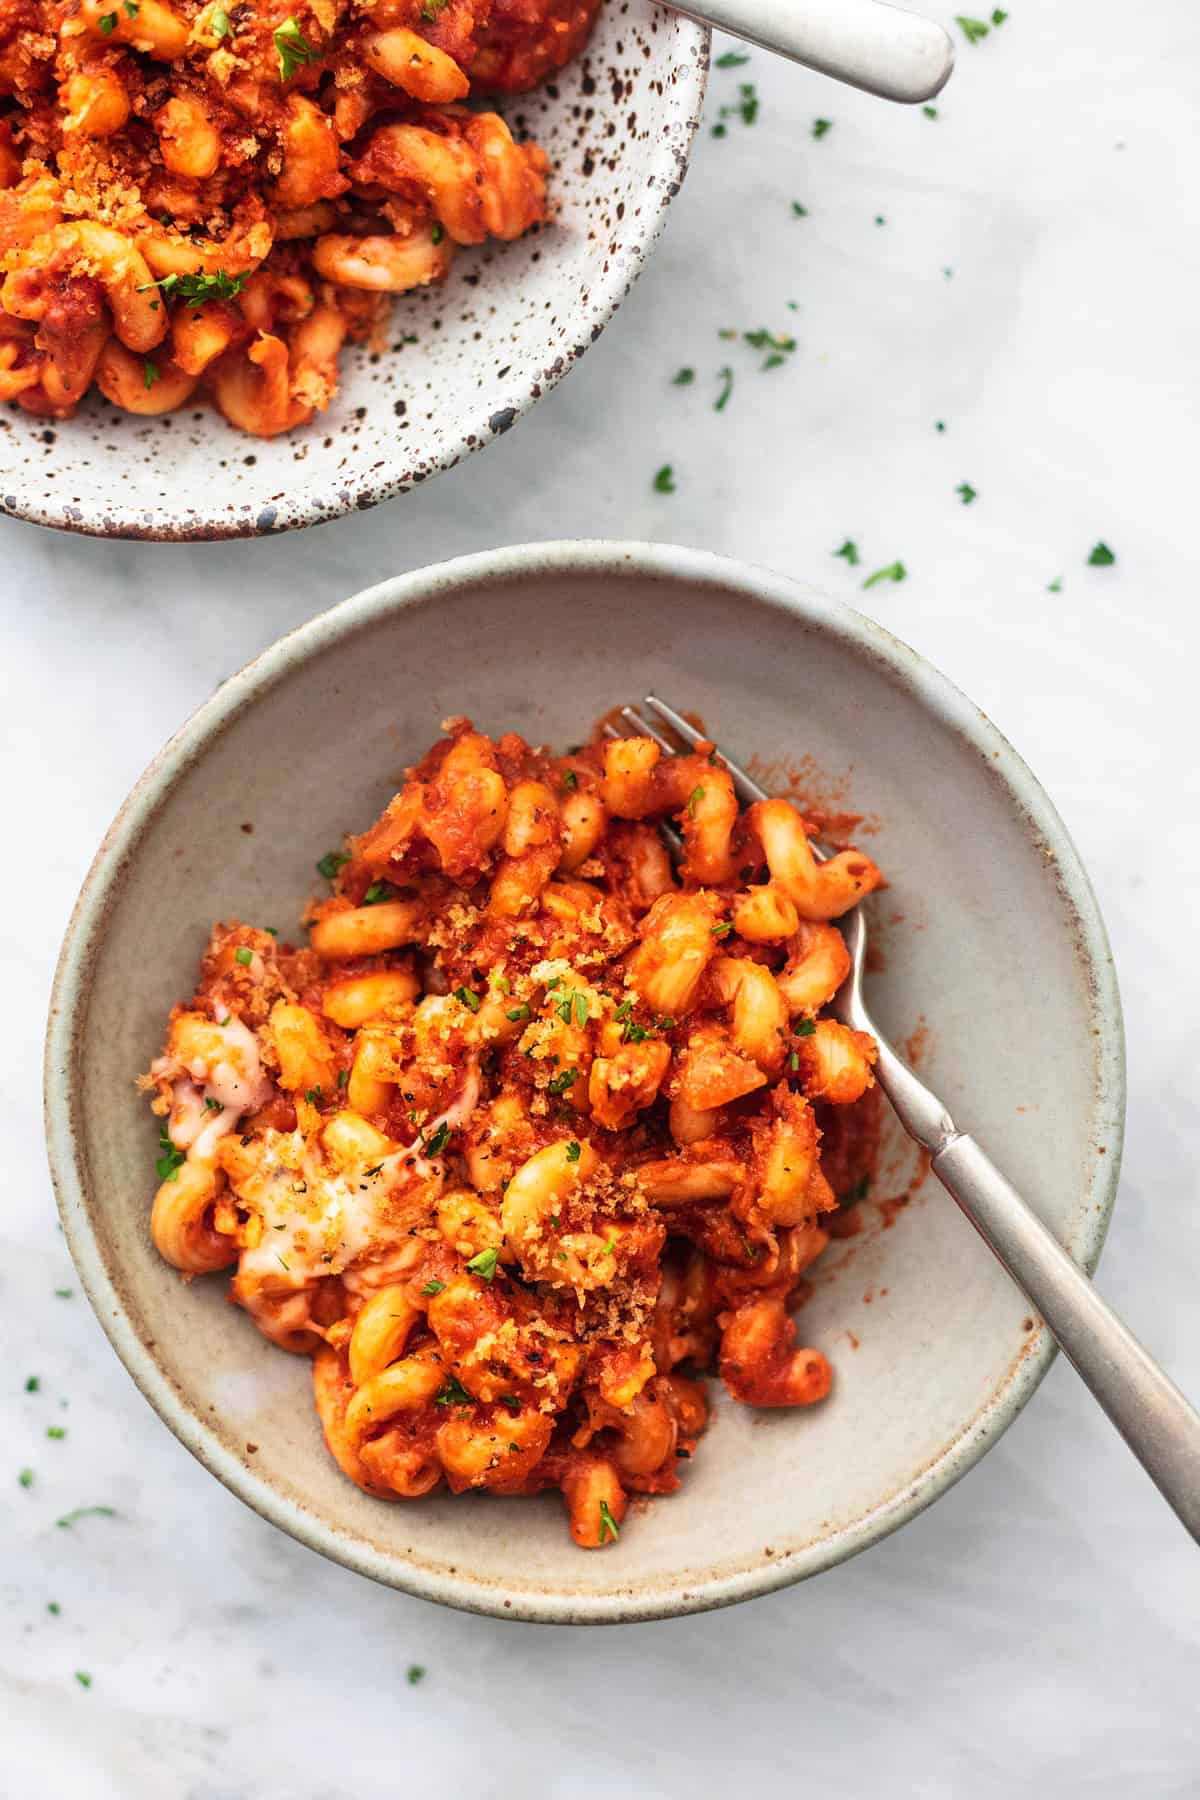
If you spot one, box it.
[4,1,1200,1792]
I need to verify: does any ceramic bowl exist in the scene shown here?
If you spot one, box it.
[45,541,1125,1622]
[0,10,707,542]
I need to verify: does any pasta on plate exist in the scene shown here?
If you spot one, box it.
[142,718,885,1547]
[0,0,598,433]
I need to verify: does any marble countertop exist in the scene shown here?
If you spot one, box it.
[4,1,1199,1792]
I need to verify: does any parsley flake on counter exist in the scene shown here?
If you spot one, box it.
[54,1288,73,1299]
[956,482,977,504]
[1047,577,1063,593]
[47,1426,66,1441]
[742,328,796,370]
[48,1602,61,1616]
[956,15,990,43]
[317,849,349,879]
[935,419,946,432]
[672,367,695,386]
[421,1278,446,1296]
[465,1246,499,1282]
[56,1505,116,1528]
[74,1671,93,1690]
[598,1499,620,1543]
[791,201,808,216]
[653,464,676,494]
[834,539,860,566]
[1088,542,1116,566]
[18,1467,34,1488]
[862,561,907,589]
[714,49,749,67]
[25,1376,39,1393]
[922,104,939,119]
[812,118,832,139]
[274,16,317,80]
[156,1127,184,1183]
[407,1664,427,1685]
[992,7,1007,22]
[714,365,734,411]
[874,214,886,226]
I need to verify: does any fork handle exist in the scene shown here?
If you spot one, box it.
[666,0,955,103]
[932,1132,1200,1542]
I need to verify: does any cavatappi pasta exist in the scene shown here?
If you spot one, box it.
[141,718,885,1547]
[0,0,598,433]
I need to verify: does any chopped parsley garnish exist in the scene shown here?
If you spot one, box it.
[560,770,579,793]
[421,1278,446,1296]
[565,1140,582,1163]
[506,1003,531,1022]
[956,14,990,43]
[454,985,481,1012]
[435,1376,471,1407]
[795,1017,816,1037]
[788,1051,799,1072]
[136,270,248,308]
[422,1120,451,1157]
[75,1671,93,1690]
[1088,542,1116,566]
[573,991,588,1027]
[834,539,860,566]
[614,1000,633,1021]
[337,1068,349,1088]
[598,1499,620,1543]
[791,201,808,217]
[407,1663,427,1685]
[714,49,749,66]
[922,104,938,119]
[710,922,733,939]
[714,366,733,412]
[274,16,317,80]
[812,118,832,139]
[431,221,444,245]
[18,1468,33,1488]
[211,4,230,34]
[672,367,695,386]
[653,464,676,494]
[499,1394,521,1415]
[142,360,159,390]
[25,1376,39,1393]
[304,1087,323,1107]
[956,482,977,505]
[155,1127,184,1183]
[547,1066,579,1096]
[97,10,117,30]
[420,0,447,16]
[234,945,253,966]
[862,560,907,589]
[47,1426,66,1441]
[362,881,394,904]
[465,1246,499,1281]
[317,849,349,879]
[687,784,704,817]
[602,1236,617,1257]
[124,0,138,12]
[204,1097,222,1112]
[56,1506,117,1528]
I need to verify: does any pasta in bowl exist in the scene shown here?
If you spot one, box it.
[0,2,706,534]
[46,543,1123,1620]
[141,717,885,1547]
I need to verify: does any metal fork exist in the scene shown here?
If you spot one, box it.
[612,694,1200,1543]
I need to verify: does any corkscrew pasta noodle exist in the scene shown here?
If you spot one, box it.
[0,0,598,433]
[140,718,885,1547]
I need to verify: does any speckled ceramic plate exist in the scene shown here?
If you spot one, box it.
[45,542,1125,1622]
[1,11,707,541]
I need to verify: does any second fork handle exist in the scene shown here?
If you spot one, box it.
[668,0,955,104]
[933,1132,1200,1543]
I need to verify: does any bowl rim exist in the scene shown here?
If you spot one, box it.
[44,539,1126,1622]
[0,19,709,544]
